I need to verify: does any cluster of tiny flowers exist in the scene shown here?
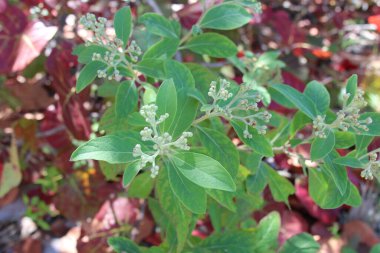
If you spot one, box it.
[208,79,233,102]
[132,104,193,178]
[313,89,372,138]
[80,13,142,81]
[205,79,271,138]
[361,153,380,180]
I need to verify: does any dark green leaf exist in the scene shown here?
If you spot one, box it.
[134,59,166,79]
[333,157,366,168]
[280,233,320,253]
[139,13,179,38]
[156,79,177,132]
[77,45,109,64]
[323,152,348,195]
[143,38,180,60]
[122,160,141,186]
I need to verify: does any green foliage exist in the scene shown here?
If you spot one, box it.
[72,3,380,252]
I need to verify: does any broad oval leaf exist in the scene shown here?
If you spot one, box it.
[114,6,133,48]
[333,157,366,168]
[356,112,380,136]
[184,33,238,58]
[139,13,179,38]
[231,120,273,157]
[156,79,177,132]
[270,84,318,119]
[197,126,239,177]
[310,129,335,160]
[115,81,138,118]
[122,160,141,187]
[200,3,251,30]
[70,133,140,164]
[165,159,207,214]
[77,45,109,64]
[172,152,236,192]
[304,80,330,114]
[76,61,107,93]
[280,233,320,253]
[143,37,180,60]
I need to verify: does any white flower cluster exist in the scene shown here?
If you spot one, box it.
[313,89,372,138]
[132,104,193,178]
[204,79,271,138]
[79,13,142,81]
[361,153,380,180]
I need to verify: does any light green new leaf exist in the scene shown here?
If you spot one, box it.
[108,237,140,253]
[114,7,133,47]
[231,121,273,157]
[270,84,318,119]
[70,133,140,164]
[172,152,236,192]
[310,129,335,160]
[76,61,106,93]
[200,3,251,30]
[197,126,239,177]
[122,160,141,187]
[346,74,358,105]
[280,233,320,253]
[334,131,355,149]
[156,79,177,132]
[115,81,138,118]
[304,80,330,114]
[184,33,238,58]
[139,13,179,38]
[165,159,207,214]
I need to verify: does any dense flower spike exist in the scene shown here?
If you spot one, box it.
[203,79,271,138]
[132,104,193,178]
[79,13,142,81]
[312,88,372,138]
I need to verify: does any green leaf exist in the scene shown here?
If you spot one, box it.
[231,121,273,157]
[143,86,157,105]
[70,133,140,164]
[304,80,330,114]
[197,126,239,177]
[76,61,106,93]
[184,33,238,58]
[310,129,335,160]
[185,63,218,99]
[263,163,295,205]
[0,163,22,198]
[128,172,154,198]
[357,112,380,136]
[167,89,198,138]
[143,38,180,60]
[323,152,348,195]
[200,3,251,30]
[270,84,318,119]
[172,152,236,192]
[206,189,236,212]
[115,81,138,118]
[156,79,177,132]
[251,211,281,252]
[139,13,179,38]
[122,160,141,186]
[280,233,320,253]
[334,131,355,149]
[370,243,380,253]
[290,111,311,136]
[165,159,207,214]
[156,167,192,251]
[333,157,366,168]
[108,237,140,253]
[355,135,374,155]
[114,6,133,47]
[135,59,166,79]
[164,60,195,89]
[99,161,125,181]
[77,45,109,64]
[246,163,267,195]
[346,74,358,105]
